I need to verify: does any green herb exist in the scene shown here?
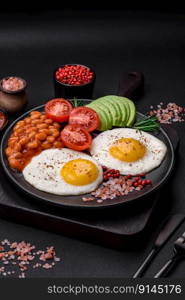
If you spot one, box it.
[71,98,84,107]
[133,116,160,132]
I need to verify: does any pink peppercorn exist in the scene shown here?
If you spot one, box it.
[55,65,94,86]
[146,179,152,185]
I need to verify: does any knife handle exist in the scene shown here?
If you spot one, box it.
[154,255,179,278]
[133,248,157,278]
[117,71,144,100]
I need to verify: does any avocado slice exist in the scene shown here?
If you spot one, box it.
[104,95,136,127]
[100,95,127,127]
[118,97,130,125]
[88,102,113,129]
[121,97,136,126]
[86,104,109,131]
[110,97,127,127]
[99,97,121,127]
[86,95,136,129]
[91,96,121,126]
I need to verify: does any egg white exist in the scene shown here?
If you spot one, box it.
[23,148,103,195]
[90,128,167,175]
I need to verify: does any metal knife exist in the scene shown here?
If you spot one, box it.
[133,214,185,278]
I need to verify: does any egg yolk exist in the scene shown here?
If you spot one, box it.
[61,159,99,186]
[109,138,146,162]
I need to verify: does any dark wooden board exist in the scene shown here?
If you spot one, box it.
[0,125,178,249]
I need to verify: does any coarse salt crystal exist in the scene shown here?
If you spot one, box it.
[148,102,185,124]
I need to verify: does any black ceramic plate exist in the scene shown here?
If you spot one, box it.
[0,100,174,209]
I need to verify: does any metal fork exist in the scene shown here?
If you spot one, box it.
[154,232,185,278]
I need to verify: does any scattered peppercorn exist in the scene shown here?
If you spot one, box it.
[102,167,152,187]
[102,167,120,181]
[139,173,145,177]
[82,170,153,203]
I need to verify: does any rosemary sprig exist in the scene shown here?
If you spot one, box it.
[133,116,160,132]
[70,98,85,107]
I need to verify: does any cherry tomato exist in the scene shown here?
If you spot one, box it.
[61,124,92,151]
[45,98,72,122]
[69,106,100,132]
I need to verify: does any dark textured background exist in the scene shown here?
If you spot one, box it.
[1,8,185,278]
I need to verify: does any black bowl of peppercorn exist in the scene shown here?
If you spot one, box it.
[53,64,96,99]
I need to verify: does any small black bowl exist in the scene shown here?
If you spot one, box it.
[53,64,96,99]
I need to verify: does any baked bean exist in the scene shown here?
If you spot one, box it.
[14,144,21,152]
[54,132,60,138]
[37,123,48,129]
[28,132,36,139]
[24,149,35,157]
[31,111,41,116]
[24,117,32,124]
[30,125,38,130]
[26,129,32,134]
[31,119,41,125]
[20,137,29,145]
[36,133,47,141]
[31,111,38,114]
[49,128,55,134]
[40,115,47,121]
[24,124,31,130]
[15,128,24,134]
[6,110,63,171]
[27,127,36,134]
[54,141,63,148]
[42,142,52,149]
[6,147,13,156]
[38,128,50,135]
[51,130,59,138]
[27,141,39,149]
[13,125,21,131]
[31,114,40,120]
[16,120,25,127]
[53,122,60,129]
[47,136,55,143]
[11,152,23,159]
[15,124,21,129]
[14,130,23,138]
[8,137,18,145]
[8,142,15,148]
[30,111,41,116]
[9,158,22,170]
[45,119,53,124]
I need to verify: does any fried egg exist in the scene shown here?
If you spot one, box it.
[90,128,167,175]
[23,148,103,195]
